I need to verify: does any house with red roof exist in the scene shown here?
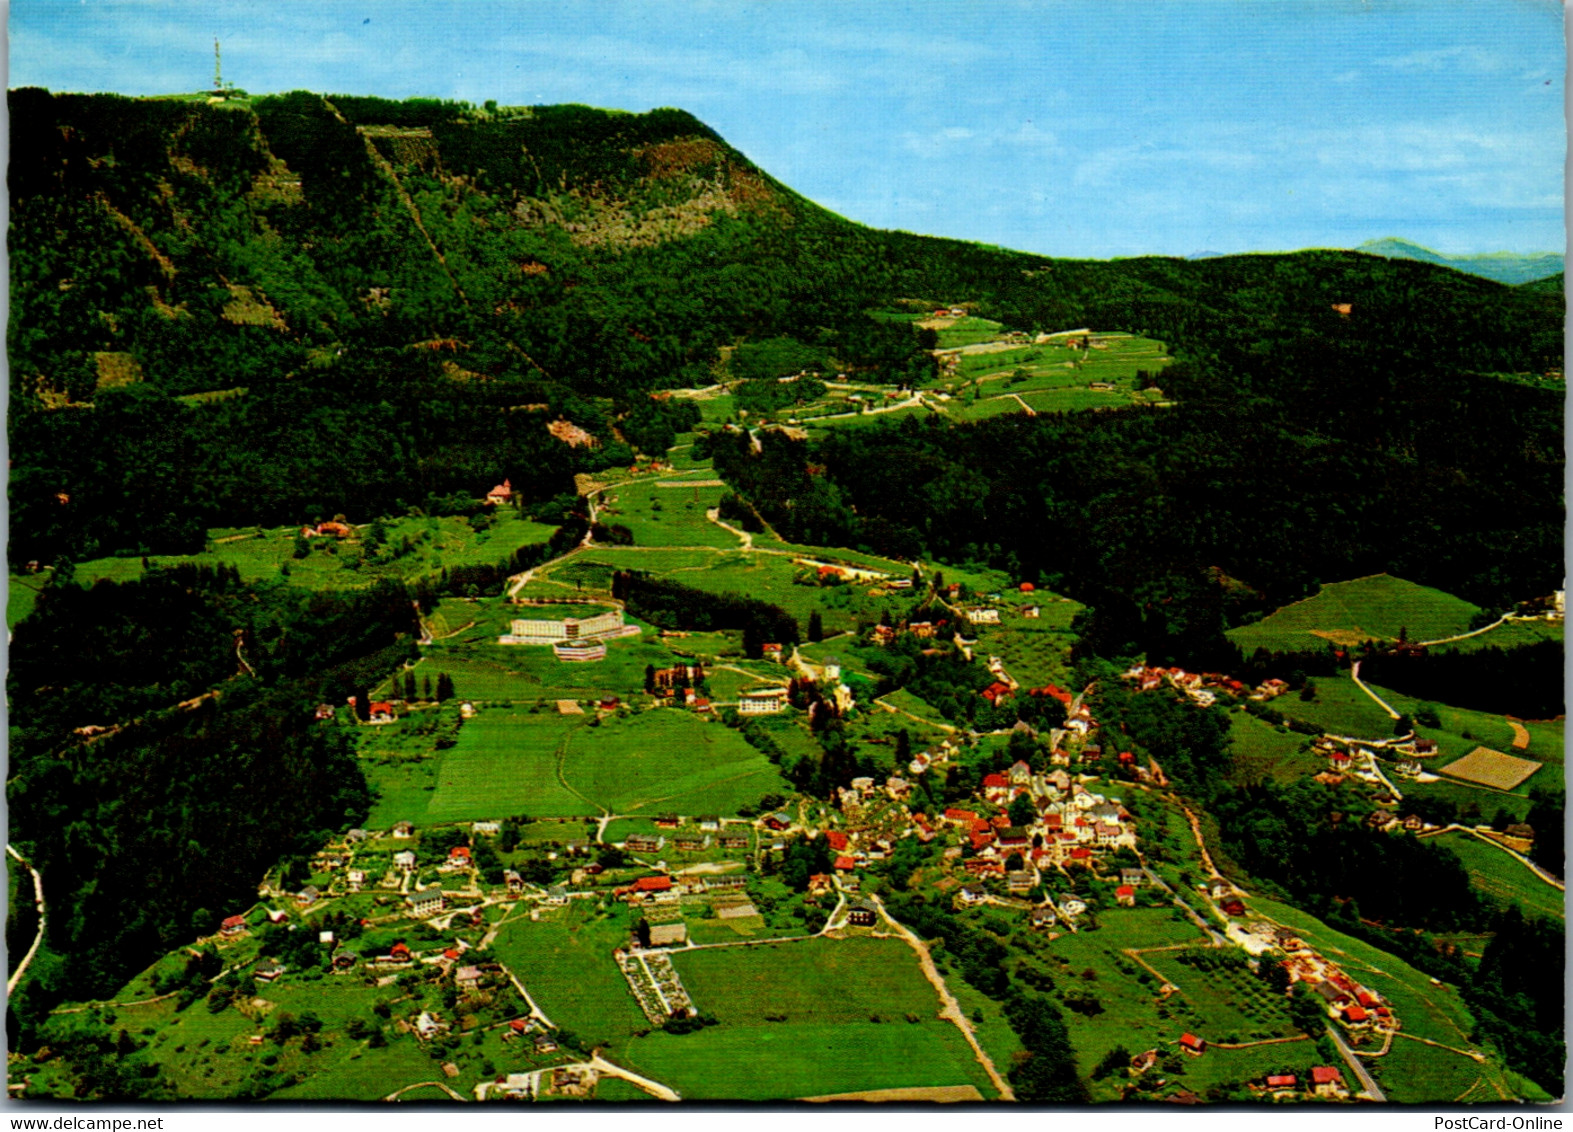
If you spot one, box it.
[1341,1004,1370,1026]
[1179,1033,1207,1055]
[486,478,513,505]
[1265,1074,1297,1090]
[1115,885,1136,906]
[1310,1066,1346,1097]
[982,772,1010,802]
[825,830,849,852]
[220,914,247,936]
[981,681,1014,705]
[945,808,980,825]
[834,855,857,871]
[970,831,996,853]
[449,846,471,861]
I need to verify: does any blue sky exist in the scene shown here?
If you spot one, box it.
[9,0,1565,258]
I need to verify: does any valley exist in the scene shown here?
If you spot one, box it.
[4,89,1564,1106]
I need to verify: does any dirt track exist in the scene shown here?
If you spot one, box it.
[803,1085,984,1103]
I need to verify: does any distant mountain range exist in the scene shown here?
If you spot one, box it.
[1185,239,1563,287]
[1356,238,1564,286]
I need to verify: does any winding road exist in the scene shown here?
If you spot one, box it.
[7,845,45,995]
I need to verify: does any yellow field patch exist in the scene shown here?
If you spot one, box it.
[1439,746,1543,791]
[94,351,143,388]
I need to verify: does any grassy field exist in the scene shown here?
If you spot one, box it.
[1229,574,1480,653]
[1263,673,1403,740]
[383,705,791,823]
[620,1020,988,1100]
[1226,710,1324,785]
[1366,1032,1513,1105]
[489,901,648,1045]
[618,936,992,1099]
[600,477,736,549]
[561,708,790,816]
[7,574,48,629]
[1430,832,1565,922]
[423,710,591,821]
[876,687,957,731]
[672,937,942,1023]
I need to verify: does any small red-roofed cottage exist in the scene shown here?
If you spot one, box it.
[450,846,471,861]
[1311,1066,1345,1097]
[1222,899,1246,917]
[1118,750,1136,766]
[1019,582,1035,593]
[1115,885,1136,906]
[825,830,849,851]
[1356,990,1378,1009]
[1036,684,1073,705]
[970,832,996,852]
[1342,1004,1370,1026]
[487,479,513,505]
[991,813,1011,829]
[220,914,247,936]
[1265,1074,1297,1090]
[944,808,979,825]
[509,1018,528,1034]
[1070,846,1092,861]
[1179,1033,1207,1056]
[982,772,1010,802]
[834,855,857,871]
[981,682,1014,705]
[389,942,412,961]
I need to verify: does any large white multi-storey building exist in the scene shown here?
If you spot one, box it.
[498,607,640,646]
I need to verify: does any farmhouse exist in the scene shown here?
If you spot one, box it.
[1310,1066,1346,1098]
[486,478,513,505]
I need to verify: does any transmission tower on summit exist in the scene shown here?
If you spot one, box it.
[213,37,223,93]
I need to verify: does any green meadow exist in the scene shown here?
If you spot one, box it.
[1228,574,1480,653]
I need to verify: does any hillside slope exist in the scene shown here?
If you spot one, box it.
[7,89,1564,578]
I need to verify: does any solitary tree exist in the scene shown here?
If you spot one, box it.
[808,610,824,643]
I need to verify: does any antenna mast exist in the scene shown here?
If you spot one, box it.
[213,37,222,93]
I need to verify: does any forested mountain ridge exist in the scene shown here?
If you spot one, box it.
[8,89,1562,574]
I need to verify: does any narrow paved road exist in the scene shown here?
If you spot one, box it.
[871,895,1015,1101]
[1330,1027,1387,1101]
[1350,660,1401,720]
[7,845,45,995]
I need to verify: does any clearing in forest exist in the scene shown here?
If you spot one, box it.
[1228,574,1480,654]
